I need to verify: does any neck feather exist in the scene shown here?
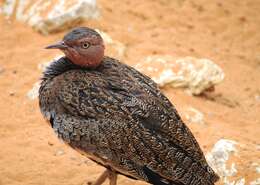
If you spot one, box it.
[42,57,80,80]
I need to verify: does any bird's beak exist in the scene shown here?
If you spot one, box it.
[45,41,68,50]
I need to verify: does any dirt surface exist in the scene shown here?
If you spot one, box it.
[0,0,260,185]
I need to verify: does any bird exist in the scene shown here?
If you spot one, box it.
[39,27,219,185]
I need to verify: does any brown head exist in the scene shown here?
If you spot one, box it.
[46,27,105,68]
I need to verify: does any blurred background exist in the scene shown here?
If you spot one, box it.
[0,0,259,185]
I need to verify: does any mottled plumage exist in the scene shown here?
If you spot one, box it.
[39,27,219,185]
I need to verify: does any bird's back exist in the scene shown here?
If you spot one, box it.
[39,56,219,185]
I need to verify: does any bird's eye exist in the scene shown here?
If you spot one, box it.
[82,42,90,49]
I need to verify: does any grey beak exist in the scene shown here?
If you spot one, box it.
[45,41,68,49]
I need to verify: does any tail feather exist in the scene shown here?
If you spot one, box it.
[143,166,183,185]
[142,165,219,185]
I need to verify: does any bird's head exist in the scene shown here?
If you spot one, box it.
[45,27,105,68]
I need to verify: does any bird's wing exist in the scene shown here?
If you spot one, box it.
[118,63,219,184]
[116,62,206,160]
[54,67,218,185]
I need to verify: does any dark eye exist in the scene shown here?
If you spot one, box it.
[82,42,90,49]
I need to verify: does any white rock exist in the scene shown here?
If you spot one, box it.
[233,178,245,185]
[206,139,246,185]
[256,166,260,174]
[1,0,16,16]
[255,95,260,102]
[55,149,65,156]
[1,0,99,34]
[135,55,224,95]
[27,81,41,100]
[250,178,260,185]
[251,163,260,174]
[184,107,205,125]
[206,139,238,177]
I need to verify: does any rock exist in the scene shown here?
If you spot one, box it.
[234,178,245,185]
[27,81,40,100]
[255,94,260,102]
[184,107,205,125]
[9,91,15,96]
[47,141,54,146]
[250,178,260,185]
[256,166,260,174]
[55,149,65,156]
[251,163,260,174]
[206,139,246,185]
[0,0,99,34]
[206,139,238,178]
[135,55,224,95]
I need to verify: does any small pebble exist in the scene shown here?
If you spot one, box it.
[0,67,4,74]
[255,95,260,102]
[256,167,260,174]
[55,149,65,156]
[9,91,15,96]
[250,178,260,185]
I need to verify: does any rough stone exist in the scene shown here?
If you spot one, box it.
[206,139,246,185]
[255,94,260,102]
[256,166,260,174]
[206,139,238,178]
[251,163,260,174]
[0,0,99,34]
[135,55,224,95]
[55,149,65,156]
[184,107,205,125]
[250,178,260,185]
[9,91,15,96]
[234,178,245,185]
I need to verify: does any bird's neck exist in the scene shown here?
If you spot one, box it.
[42,57,80,80]
[72,57,102,69]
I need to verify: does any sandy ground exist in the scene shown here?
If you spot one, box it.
[0,0,260,184]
